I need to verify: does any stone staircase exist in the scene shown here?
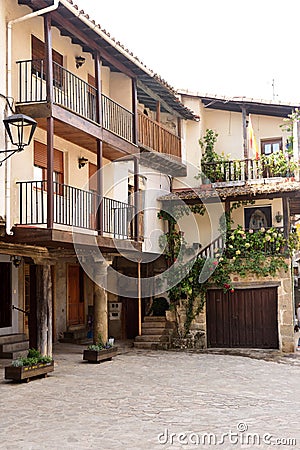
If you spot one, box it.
[134,316,175,350]
[0,333,29,359]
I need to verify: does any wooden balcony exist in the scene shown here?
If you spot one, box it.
[16,59,137,160]
[201,158,297,185]
[138,112,186,177]
[16,180,134,241]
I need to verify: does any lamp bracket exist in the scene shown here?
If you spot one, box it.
[0,149,19,166]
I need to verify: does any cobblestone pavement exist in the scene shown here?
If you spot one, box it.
[0,344,300,450]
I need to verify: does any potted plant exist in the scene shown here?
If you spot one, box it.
[83,334,118,363]
[5,348,54,383]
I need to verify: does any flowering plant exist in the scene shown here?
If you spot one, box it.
[87,334,114,351]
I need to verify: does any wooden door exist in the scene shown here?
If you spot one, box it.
[0,263,11,328]
[206,287,278,349]
[67,265,84,326]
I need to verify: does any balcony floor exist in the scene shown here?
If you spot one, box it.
[5,226,142,254]
[16,102,138,160]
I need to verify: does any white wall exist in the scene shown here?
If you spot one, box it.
[0,254,19,336]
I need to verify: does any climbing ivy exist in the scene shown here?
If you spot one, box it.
[158,203,298,338]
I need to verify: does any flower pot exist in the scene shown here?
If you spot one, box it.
[83,347,118,363]
[5,361,54,383]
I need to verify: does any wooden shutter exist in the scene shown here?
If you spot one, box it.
[34,141,64,173]
[32,35,63,65]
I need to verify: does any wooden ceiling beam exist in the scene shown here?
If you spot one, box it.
[49,10,136,78]
[137,80,181,118]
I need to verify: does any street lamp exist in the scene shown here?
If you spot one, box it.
[1,113,37,165]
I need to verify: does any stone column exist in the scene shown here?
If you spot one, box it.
[93,263,108,344]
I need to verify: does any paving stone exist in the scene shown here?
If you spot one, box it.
[0,343,299,449]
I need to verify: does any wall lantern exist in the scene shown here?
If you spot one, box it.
[10,255,22,268]
[1,114,37,166]
[275,211,283,223]
[78,156,88,169]
[75,55,86,69]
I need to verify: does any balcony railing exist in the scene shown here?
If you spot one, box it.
[17,180,134,240]
[138,112,181,159]
[16,59,133,142]
[201,158,296,183]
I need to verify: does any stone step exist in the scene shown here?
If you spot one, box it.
[0,333,28,345]
[135,335,170,343]
[0,340,29,353]
[143,316,166,322]
[141,327,170,335]
[142,321,167,329]
[0,349,29,360]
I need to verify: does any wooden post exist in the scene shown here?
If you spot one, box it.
[132,78,138,145]
[93,263,108,343]
[282,196,290,240]
[36,264,52,356]
[44,14,54,229]
[134,156,140,241]
[94,51,103,235]
[156,101,161,123]
[138,260,142,336]
[242,106,248,159]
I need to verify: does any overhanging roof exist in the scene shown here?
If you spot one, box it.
[179,92,299,118]
[18,0,198,120]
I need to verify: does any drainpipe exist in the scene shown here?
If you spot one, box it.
[6,1,60,235]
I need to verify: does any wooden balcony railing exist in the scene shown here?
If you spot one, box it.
[201,158,296,183]
[16,59,133,142]
[138,112,181,159]
[17,180,134,240]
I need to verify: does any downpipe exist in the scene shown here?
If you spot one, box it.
[6,0,60,235]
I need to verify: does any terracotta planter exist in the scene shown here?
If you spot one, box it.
[5,361,54,382]
[83,347,118,363]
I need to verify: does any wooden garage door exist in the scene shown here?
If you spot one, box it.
[206,287,278,349]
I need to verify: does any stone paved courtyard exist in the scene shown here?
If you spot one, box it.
[0,344,300,449]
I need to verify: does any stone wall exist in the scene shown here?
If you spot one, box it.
[167,260,295,353]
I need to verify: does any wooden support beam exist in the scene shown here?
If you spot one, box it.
[137,79,182,118]
[94,51,103,235]
[132,78,138,145]
[282,197,290,240]
[36,264,52,356]
[50,10,136,78]
[134,156,140,242]
[44,14,54,229]
[156,101,161,123]
[241,106,248,159]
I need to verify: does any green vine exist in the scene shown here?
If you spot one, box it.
[158,203,298,338]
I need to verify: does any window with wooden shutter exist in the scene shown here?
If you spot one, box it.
[34,141,64,190]
[31,35,64,87]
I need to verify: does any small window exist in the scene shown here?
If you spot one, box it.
[34,141,64,192]
[261,138,282,156]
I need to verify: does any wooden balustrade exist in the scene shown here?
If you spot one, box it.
[138,112,181,158]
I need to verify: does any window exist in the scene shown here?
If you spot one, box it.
[34,141,64,191]
[31,35,64,87]
[261,138,282,156]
